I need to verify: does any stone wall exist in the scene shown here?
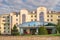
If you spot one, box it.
[0,36,60,40]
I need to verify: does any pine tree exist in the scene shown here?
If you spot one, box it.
[11,25,20,35]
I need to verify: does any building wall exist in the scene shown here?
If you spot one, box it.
[0,7,60,34]
[37,7,47,22]
[20,9,30,24]
[46,13,60,24]
[28,14,37,22]
[0,14,11,34]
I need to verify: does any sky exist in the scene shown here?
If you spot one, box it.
[0,0,60,14]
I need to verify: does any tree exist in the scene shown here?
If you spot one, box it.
[56,19,60,34]
[11,25,20,35]
[38,26,48,35]
[56,25,60,34]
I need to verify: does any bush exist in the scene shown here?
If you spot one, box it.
[38,26,48,35]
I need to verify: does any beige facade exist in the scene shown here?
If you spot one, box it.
[0,7,60,34]
[0,14,11,34]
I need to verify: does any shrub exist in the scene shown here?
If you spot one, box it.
[38,26,48,35]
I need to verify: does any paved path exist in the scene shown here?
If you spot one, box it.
[0,36,60,40]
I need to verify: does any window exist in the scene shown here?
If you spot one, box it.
[58,16,60,18]
[0,31,1,33]
[47,15,49,17]
[4,27,6,29]
[35,15,36,17]
[3,20,6,22]
[57,19,60,24]
[57,19,60,21]
[16,19,18,21]
[31,19,33,21]
[51,19,53,21]
[22,14,26,23]
[8,23,10,26]
[8,27,9,29]
[16,23,18,25]
[8,31,9,33]
[39,12,44,22]
[4,24,6,26]
[35,19,37,21]
[16,14,18,17]
[51,15,53,17]
[4,31,6,33]
[47,19,49,21]
[3,16,6,18]
[31,15,33,17]
[7,16,9,18]
[0,27,1,29]
[8,20,9,22]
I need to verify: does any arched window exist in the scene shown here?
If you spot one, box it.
[39,12,44,22]
[22,14,26,23]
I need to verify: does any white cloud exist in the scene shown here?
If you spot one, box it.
[0,0,3,2]
[0,0,60,14]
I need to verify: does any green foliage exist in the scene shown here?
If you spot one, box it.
[38,26,48,35]
[11,25,20,36]
[56,26,60,33]
[56,19,60,34]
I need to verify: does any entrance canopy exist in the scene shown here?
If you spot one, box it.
[18,21,49,27]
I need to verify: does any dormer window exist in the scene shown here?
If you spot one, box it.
[3,16,6,18]
[16,13,18,17]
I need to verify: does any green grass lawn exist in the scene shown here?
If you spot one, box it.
[49,34,60,36]
[21,34,60,36]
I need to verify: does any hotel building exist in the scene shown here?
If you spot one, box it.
[0,7,60,35]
